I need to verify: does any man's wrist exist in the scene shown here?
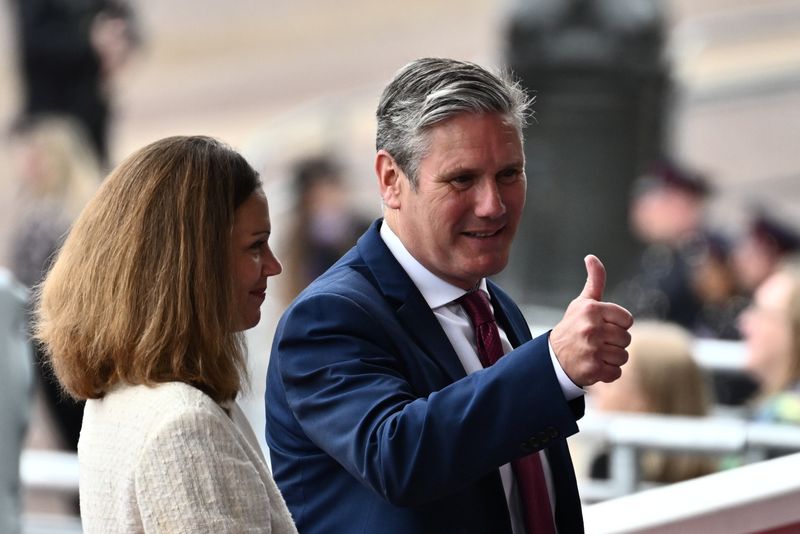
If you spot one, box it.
[547,334,584,401]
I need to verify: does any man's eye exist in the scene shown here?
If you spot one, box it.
[498,169,522,184]
[451,175,474,186]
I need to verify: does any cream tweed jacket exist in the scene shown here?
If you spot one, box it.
[78,382,297,533]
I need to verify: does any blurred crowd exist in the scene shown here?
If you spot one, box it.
[0,0,799,530]
[591,158,800,487]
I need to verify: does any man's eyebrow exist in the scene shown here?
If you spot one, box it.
[437,165,479,177]
[438,161,525,177]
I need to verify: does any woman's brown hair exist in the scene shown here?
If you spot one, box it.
[627,321,716,483]
[35,136,261,402]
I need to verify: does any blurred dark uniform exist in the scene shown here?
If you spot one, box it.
[618,161,757,405]
[11,0,136,164]
[620,161,713,327]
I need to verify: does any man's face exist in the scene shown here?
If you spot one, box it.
[383,112,526,289]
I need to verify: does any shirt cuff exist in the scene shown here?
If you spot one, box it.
[548,338,585,401]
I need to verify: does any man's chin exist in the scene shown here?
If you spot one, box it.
[465,258,510,281]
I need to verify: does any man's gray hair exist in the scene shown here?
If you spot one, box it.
[376,57,533,188]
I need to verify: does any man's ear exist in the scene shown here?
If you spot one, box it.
[376,149,404,209]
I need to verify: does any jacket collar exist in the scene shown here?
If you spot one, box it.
[356,219,466,382]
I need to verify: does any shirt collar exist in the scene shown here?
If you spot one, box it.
[379,220,488,309]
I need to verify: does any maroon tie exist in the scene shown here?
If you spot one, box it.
[458,290,556,534]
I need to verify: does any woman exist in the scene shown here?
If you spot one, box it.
[739,260,800,425]
[590,321,716,483]
[8,114,101,453]
[35,136,296,533]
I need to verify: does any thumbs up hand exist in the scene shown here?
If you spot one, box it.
[550,255,634,387]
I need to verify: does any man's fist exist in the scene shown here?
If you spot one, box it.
[550,255,634,387]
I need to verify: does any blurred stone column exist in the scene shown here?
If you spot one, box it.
[500,0,669,308]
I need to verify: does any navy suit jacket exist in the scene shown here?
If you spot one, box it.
[266,219,585,533]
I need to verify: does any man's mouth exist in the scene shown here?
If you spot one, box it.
[463,228,502,238]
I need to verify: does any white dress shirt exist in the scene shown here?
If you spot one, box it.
[380,222,583,534]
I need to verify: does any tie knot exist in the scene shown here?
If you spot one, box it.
[458,290,494,328]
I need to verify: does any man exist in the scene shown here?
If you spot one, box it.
[266,58,633,533]
[624,159,713,329]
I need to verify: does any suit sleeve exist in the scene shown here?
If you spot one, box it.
[134,410,272,533]
[273,290,582,506]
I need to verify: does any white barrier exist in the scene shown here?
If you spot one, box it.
[576,412,800,502]
[20,450,81,533]
[20,450,79,494]
[584,451,800,533]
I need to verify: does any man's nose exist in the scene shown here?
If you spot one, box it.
[474,178,506,218]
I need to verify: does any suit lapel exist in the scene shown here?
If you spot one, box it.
[357,220,466,383]
[396,295,467,383]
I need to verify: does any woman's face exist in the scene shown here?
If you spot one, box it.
[231,189,282,330]
[739,272,794,388]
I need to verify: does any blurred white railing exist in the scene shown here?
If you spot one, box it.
[584,451,800,534]
[576,412,800,503]
[21,450,81,534]
[21,450,79,494]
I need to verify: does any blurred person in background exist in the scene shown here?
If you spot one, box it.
[8,115,100,288]
[732,211,800,299]
[10,0,139,165]
[6,114,101,455]
[34,136,296,533]
[691,234,748,341]
[0,269,33,534]
[621,159,715,331]
[619,159,755,406]
[589,321,716,484]
[738,260,800,428]
[281,154,369,305]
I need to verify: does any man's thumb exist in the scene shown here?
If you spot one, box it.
[580,254,606,301]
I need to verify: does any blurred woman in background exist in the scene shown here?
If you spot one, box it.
[7,114,101,453]
[35,136,296,532]
[739,260,800,426]
[8,115,100,289]
[590,321,717,483]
